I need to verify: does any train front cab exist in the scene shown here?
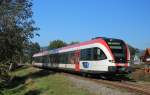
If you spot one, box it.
[104,38,131,74]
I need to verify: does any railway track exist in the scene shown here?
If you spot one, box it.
[63,73,150,95]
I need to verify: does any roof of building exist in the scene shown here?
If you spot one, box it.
[147,48,150,54]
[145,48,150,55]
[142,48,150,60]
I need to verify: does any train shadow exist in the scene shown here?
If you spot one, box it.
[109,75,136,82]
[64,71,136,82]
[85,73,136,82]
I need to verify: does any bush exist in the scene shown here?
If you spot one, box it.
[0,63,9,81]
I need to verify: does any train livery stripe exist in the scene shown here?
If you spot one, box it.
[33,38,114,59]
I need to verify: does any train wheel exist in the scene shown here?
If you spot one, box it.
[99,75,108,80]
[81,72,88,77]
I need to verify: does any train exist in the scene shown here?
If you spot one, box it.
[32,37,131,75]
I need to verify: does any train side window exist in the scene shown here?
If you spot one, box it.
[86,48,92,60]
[50,54,55,63]
[35,56,42,63]
[42,55,49,63]
[55,54,59,63]
[80,48,92,61]
[60,53,64,63]
[68,51,75,64]
[80,49,87,60]
[59,52,67,64]
[64,52,68,64]
[33,57,40,63]
[93,48,107,60]
[80,49,85,60]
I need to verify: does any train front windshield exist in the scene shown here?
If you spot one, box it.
[105,39,127,63]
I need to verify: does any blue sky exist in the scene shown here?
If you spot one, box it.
[32,0,150,49]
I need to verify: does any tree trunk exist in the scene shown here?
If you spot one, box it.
[9,63,14,71]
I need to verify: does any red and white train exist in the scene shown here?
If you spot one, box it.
[32,37,131,74]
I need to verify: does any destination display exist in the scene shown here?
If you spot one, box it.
[108,42,121,45]
[110,46,122,49]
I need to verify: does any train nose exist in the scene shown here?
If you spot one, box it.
[108,66,117,72]
[124,67,132,73]
[108,66,131,74]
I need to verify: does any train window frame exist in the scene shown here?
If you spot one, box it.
[34,56,43,63]
[42,55,49,63]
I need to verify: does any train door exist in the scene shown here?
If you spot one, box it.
[74,50,80,72]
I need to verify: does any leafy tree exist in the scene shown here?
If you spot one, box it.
[128,45,140,64]
[20,42,40,64]
[0,0,39,80]
[28,42,40,63]
[128,45,140,56]
[68,41,79,45]
[48,40,67,50]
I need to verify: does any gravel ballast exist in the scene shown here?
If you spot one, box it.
[67,76,137,95]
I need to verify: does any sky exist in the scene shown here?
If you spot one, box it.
[32,0,150,49]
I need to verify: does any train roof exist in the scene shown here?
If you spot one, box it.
[33,37,123,57]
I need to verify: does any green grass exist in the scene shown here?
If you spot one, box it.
[0,67,94,95]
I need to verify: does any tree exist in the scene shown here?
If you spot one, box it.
[20,42,40,64]
[0,0,39,80]
[48,40,67,50]
[128,45,140,64]
[128,45,140,56]
[28,42,40,63]
[68,41,79,45]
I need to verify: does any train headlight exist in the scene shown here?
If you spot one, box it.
[127,60,131,63]
[119,67,126,71]
[108,66,116,72]
[109,60,115,63]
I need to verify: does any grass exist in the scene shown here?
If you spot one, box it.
[129,64,150,82]
[0,67,94,95]
[129,69,150,82]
